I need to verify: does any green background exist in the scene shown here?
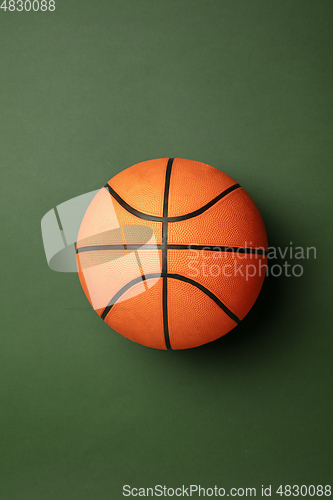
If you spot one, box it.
[1,0,332,498]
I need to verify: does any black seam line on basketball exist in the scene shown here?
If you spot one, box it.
[167,274,240,324]
[168,245,267,255]
[100,273,161,320]
[162,158,173,274]
[76,244,267,256]
[76,244,159,252]
[162,158,173,350]
[162,277,170,349]
[103,183,241,222]
[100,273,241,325]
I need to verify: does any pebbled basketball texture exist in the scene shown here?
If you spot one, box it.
[76,158,268,350]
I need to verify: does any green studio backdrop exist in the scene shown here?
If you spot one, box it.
[0,1,332,499]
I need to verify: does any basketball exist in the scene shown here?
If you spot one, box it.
[76,158,268,350]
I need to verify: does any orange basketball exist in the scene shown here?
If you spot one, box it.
[76,158,268,350]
